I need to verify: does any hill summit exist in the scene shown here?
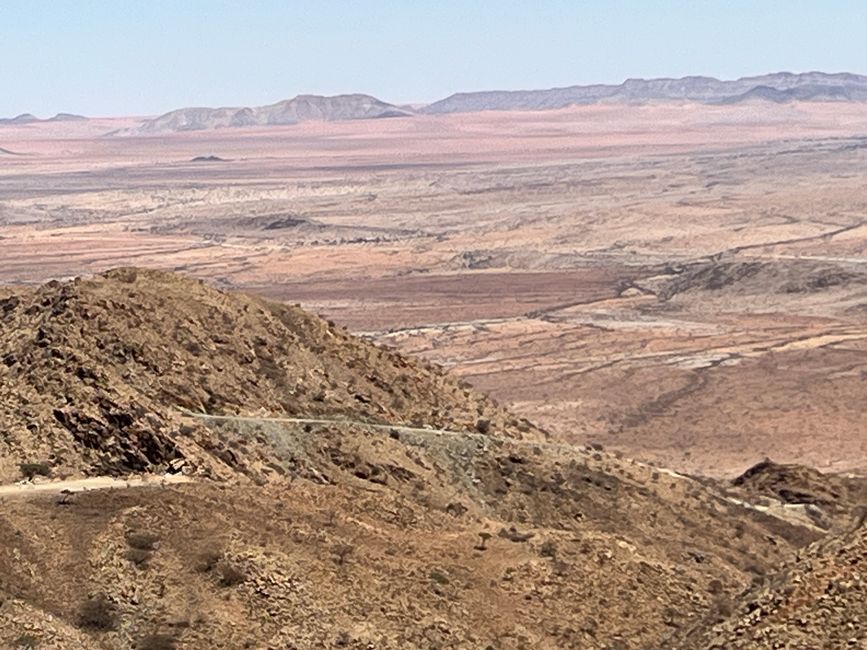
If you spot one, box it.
[125,94,412,134]
[0,268,526,481]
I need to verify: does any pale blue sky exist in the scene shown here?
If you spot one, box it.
[3,0,866,117]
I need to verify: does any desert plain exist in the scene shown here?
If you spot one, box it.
[2,101,867,478]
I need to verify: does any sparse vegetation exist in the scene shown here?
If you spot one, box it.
[19,462,51,480]
[13,635,40,649]
[539,540,558,558]
[77,594,118,631]
[0,261,863,648]
[136,635,177,650]
[124,547,152,567]
[429,569,450,585]
[193,547,223,573]
[332,543,354,566]
[498,526,535,543]
[126,531,160,551]
[216,562,246,587]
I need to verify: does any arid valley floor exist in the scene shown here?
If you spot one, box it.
[3,103,866,478]
[2,101,867,649]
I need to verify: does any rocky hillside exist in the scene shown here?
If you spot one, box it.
[729,459,867,532]
[0,269,863,649]
[635,257,867,318]
[126,94,412,134]
[421,71,867,113]
[0,268,527,482]
[680,526,866,648]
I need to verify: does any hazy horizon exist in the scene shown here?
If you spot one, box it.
[3,1,867,117]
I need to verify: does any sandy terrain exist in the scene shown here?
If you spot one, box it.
[2,102,866,477]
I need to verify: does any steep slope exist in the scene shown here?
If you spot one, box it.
[421,71,867,113]
[0,415,824,649]
[0,461,819,650]
[0,268,528,482]
[0,269,832,649]
[672,462,867,648]
[128,94,412,134]
[679,526,866,649]
[728,459,867,531]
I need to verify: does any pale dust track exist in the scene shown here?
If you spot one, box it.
[0,474,191,498]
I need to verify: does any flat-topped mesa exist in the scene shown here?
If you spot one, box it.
[127,93,413,134]
[421,71,867,113]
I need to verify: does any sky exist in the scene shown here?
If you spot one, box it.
[2,0,867,117]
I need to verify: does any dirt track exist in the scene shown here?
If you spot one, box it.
[0,474,191,498]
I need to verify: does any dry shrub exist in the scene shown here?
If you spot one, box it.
[137,634,177,650]
[429,569,450,585]
[193,547,223,573]
[124,547,152,567]
[13,635,40,649]
[19,462,51,480]
[126,531,160,551]
[332,544,354,566]
[77,594,118,631]
[216,562,246,587]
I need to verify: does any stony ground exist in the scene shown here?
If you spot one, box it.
[0,271,864,649]
[681,526,867,649]
[0,269,530,483]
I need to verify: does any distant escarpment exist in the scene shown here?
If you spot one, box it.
[122,94,413,135]
[421,71,867,114]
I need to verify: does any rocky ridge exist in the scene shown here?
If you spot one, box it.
[421,71,867,114]
[0,269,863,649]
[124,94,412,135]
[681,525,867,648]
[0,268,526,482]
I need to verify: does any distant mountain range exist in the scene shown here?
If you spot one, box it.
[0,112,86,125]
[116,94,412,135]
[4,72,867,135]
[421,71,867,114]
